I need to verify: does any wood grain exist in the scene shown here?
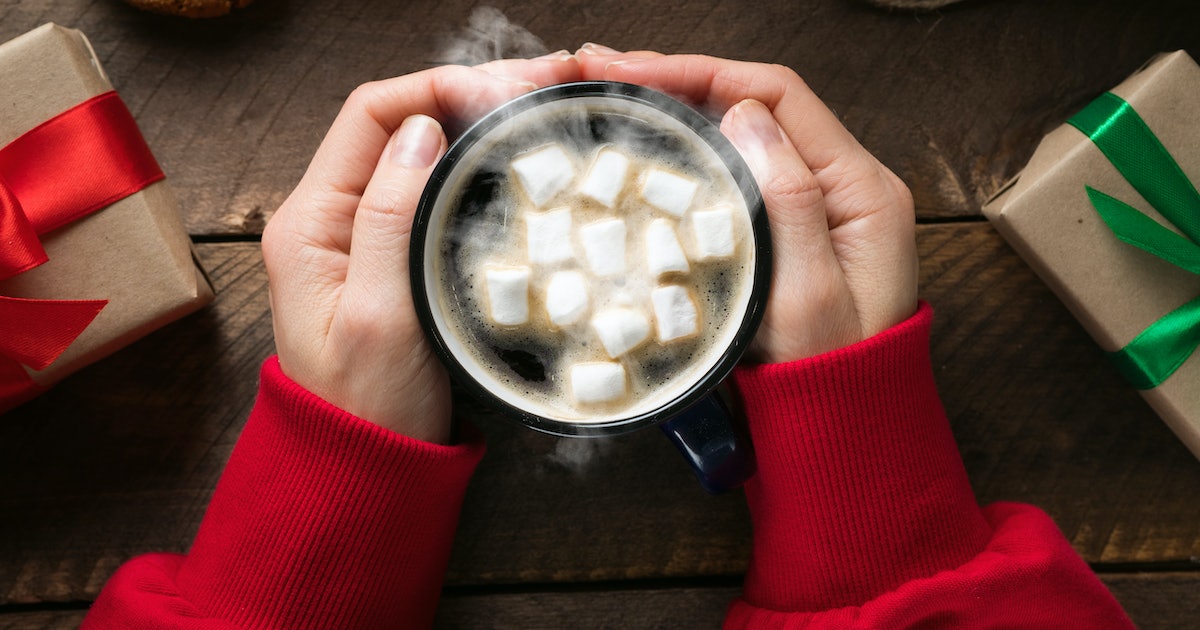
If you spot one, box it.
[0,610,88,630]
[434,572,1200,629]
[3,0,1200,231]
[1,229,1197,608]
[2,0,1199,623]
[0,572,1195,629]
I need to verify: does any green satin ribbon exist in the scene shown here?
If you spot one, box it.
[1067,92,1200,389]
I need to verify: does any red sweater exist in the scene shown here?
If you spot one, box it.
[83,304,1134,628]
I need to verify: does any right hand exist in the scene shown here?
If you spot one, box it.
[576,45,918,364]
[261,55,581,443]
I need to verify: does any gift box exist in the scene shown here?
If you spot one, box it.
[0,24,214,412]
[983,50,1200,460]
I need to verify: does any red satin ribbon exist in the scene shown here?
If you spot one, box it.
[1,90,164,408]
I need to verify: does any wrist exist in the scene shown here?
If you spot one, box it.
[276,351,454,444]
[745,298,919,365]
[731,302,992,611]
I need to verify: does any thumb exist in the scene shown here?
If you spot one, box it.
[721,99,859,362]
[343,114,448,311]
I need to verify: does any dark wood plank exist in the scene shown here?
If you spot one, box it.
[434,586,742,629]
[2,228,1198,607]
[0,610,87,630]
[1102,572,1200,630]
[434,574,1200,629]
[0,573,1195,628]
[4,0,1200,231]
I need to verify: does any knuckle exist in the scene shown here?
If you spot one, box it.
[766,63,802,85]
[344,82,381,112]
[762,165,823,211]
[260,214,290,274]
[882,166,914,210]
[763,63,808,96]
[877,165,916,228]
[359,185,419,223]
[812,276,850,315]
[336,299,400,344]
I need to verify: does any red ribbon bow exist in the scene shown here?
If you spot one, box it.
[1,91,164,407]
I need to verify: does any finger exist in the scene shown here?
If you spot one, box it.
[723,100,830,245]
[342,114,448,314]
[283,67,540,238]
[597,55,881,212]
[575,43,664,76]
[305,66,533,198]
[722,100,849,301]
[474,51,582,85]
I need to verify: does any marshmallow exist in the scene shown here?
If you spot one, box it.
[570,362,627,404]
[579,148,630,208]
[645,219,690,276]
[579,218,626,277]
[511,144,576,207]
[546,271,589,326]
[591,308,651,358]
[484,266,530,326]
[641,168,699,217]
[526,208,574,265]
[691,204,736,259]
[651,285,699,342]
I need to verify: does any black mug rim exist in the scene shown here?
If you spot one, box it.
[410,81,771,437]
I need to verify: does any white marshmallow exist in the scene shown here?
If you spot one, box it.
[545,271,589,326]
[645,219,690,276]
[591,308,651,358]
[579,148,630,208]
[484,266,530,326]
[641,168,699,217]
[651,285,699,342]
[570,362,627,404]
[691,204,736,259]
[511,144,576,207]
[526,208,574,265]
[579,218,626,277]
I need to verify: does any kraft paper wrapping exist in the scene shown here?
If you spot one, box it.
[0,24,214,395]
[983,50,1200,460]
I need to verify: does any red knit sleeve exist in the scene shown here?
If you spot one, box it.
[723,303,1134,628]
[82,356,485,629]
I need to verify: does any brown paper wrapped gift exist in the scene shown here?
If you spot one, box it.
[0,24,214,412]
[983,50,1200,459]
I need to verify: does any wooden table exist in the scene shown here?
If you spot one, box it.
[2,0,1199,627]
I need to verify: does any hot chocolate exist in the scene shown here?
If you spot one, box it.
[413,83,768,433]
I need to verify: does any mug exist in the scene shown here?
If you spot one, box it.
[410,81,771,493]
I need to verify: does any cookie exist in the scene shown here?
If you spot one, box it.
[123,0,254,18]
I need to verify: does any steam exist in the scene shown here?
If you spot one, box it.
[547,436,612,475]
[436,6,548,65]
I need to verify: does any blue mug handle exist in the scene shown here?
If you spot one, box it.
[659,389,755,494]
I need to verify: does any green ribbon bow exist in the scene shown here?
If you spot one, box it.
[1067,92,1200,389]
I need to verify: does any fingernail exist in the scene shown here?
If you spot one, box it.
[605,58,648,70]
[725,101,784,175]
[535,50,573,61]
[580,42,619,55]
[492,74,539,90]
[728,100,785,149]
[391,115,442,168]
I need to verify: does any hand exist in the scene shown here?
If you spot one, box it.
[262,55,581,442]
[576,45,917,363]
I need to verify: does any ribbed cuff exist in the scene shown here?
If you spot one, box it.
[176,357,484,629]
[731,303,992,612]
